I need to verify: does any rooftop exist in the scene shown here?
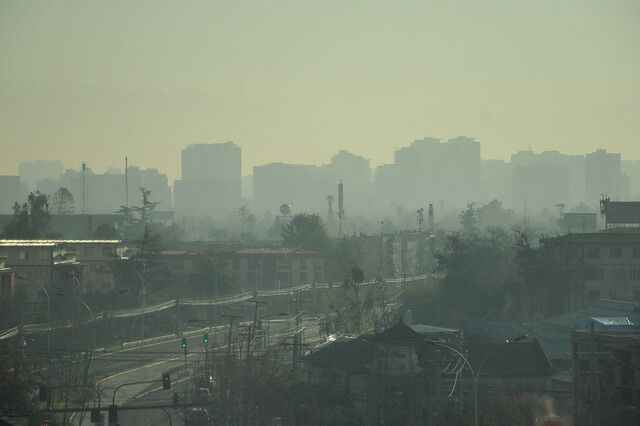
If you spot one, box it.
[0,239,121,246]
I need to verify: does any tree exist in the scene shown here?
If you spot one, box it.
[435,232,516,323]
[0,341,45,420]
[459,202,478,234]
[281,213,331,252]
[234,205,256,234]
[477,199,517,228]
[51,187,75,214]
[93,223,120,239]
[116,187,160,241]
[1,191,52,239]
[512,230,577,327]
[324,264,374,333]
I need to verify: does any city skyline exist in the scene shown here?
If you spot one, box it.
[1,1,639,182]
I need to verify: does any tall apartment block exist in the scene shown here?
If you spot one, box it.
[586,149,630,208]
[375,137,481,211]
[174,141,242,218]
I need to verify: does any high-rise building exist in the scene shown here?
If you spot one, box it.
[253,163,327,215]
[622,160,640,200]
[0,176,24,213]
[18,160,63,192]
[375,136,481,211]
[174,142,242,218]
[55,164,172,214]
[510,150,585,211]
[585,149,629,207]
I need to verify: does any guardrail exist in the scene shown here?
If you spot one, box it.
[1,274,440,340]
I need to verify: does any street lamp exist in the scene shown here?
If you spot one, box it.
[16,276,51,356]
[188,251,219,320]
[122,268,145,366]
[428,334,528,426]
[56,292,96,384]
[473,334,528,425]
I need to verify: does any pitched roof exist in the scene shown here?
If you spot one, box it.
[372,317,426,344]
[303,335,374,370]
[462,319,570,362]
[467,340,554,377]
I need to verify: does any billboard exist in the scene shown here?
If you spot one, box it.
[605,202,640,225]
[563,213,597,231]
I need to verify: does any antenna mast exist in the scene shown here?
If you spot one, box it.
[337,181,345,236]
[81,162,87,214]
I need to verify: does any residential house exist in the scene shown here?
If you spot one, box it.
[571,317,640,422]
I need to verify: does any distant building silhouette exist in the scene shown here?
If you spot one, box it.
[375,136,481,211]
[0,175,24,213]
[18,160,62,193]
[52,165,171,214]
[174,141,242,218]
[585,149,629,207]
[253,163,327,215]
[510,150,585,210]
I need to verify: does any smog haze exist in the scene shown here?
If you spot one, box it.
[1,0,639,180]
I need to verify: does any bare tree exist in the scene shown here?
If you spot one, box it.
[51,187,75,214]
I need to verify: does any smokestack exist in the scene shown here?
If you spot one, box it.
[428,203,434,230]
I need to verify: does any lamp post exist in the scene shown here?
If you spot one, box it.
[56,292,96,384]
[188,251,219,320]
[130,269,146,366]
[17,276,51,356]
[473,334,528,425]
[429,334,528,426]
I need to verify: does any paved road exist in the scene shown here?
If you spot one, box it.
[69,317,310,425]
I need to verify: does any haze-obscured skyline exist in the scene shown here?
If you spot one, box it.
[1,0,639,182]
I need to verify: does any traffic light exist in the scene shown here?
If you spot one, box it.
[108,405,118,424]
[181,337,187,349]
[172,392,180,408]
[203,333,209,344]
[162,373,171,390]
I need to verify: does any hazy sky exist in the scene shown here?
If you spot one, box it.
[1,0,639,182]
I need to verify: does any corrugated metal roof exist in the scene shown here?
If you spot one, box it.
[234,247,320,255]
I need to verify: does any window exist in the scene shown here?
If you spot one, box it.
[102,246,113,256]
[629,269,640,280]
[588,290,600,301]
[610,247,622,258]
[585,247,600,258]
[85,246,95,256]
[37,250,48,260]
[300,272,308,283]
[248,258,261,269]
[19,250,29,260]
[633,247,640,258]
[565,248,579,259]
[585,268,604,280]
[232,258,240,270]
[633,291,640,302]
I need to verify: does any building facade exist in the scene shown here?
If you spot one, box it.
[174,142,242,218]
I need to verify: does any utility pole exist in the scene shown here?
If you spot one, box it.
[221,313,242,359]
[589,319,598,421]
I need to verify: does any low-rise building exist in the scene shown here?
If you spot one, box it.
[543,228,640,306]
[571,317,640,423]
[0,240,123,297]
